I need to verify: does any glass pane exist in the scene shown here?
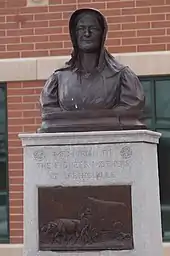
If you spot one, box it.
[0,87,5,133]
[0,193,8,238]
[0,135,6,191]
[140,79,153,128]
[0,124,4,134]
[0,87,5,103]
[157,129,170,242]
[0,134,6,154]
[155,79,170,126]
[0,85,8,242]
[0,161,6,191]
[0,109,5,123]
[0,135,5,155]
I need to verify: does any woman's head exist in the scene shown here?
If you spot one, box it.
[69,9,107,53]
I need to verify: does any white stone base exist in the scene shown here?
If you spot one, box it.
[0,244,23,256]
[0,243,168,256]
[19,130,163,256]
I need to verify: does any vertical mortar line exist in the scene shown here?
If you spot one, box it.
[5,13,7,52]
[47,3,50,56]
[149,6,152,51]
[165,19,168,50]
[135,28,137,39]
[17,7,22,57]
[104,0,107,10]
[120,7,123,46]
[134,0,137,48]
[135,0,136,8]
[165,4,168,50]
[32,4,36,55]
[32,2,36,54]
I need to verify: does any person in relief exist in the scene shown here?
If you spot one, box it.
[39,8,145,132]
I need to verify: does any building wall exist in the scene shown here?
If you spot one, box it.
[0,0,169,254]
[0,0,170,59]
[8,80,42,243]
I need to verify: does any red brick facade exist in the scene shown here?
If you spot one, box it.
[5,0,170,243]
[8,81,42,243]
[0,0,170,59]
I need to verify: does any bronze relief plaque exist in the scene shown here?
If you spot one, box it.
[38,185,133,251]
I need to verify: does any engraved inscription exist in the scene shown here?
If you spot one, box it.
[51,147,113,161]
[37,159,129,170]
[32,145,131,180]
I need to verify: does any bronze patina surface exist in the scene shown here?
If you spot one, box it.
[38,185,133,251]
[38,8,146,133]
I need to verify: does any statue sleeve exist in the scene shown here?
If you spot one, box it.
[113,67,145,115]
[40,72,61,117]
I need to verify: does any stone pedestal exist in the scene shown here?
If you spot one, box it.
[19,130,163,256]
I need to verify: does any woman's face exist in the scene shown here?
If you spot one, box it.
[76,14,103,53]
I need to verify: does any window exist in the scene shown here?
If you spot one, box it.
[140,76,170,242]
[0,84,9,243]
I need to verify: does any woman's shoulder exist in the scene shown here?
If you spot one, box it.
[53,68,73,77]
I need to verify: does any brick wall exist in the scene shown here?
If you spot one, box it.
[8,81,43,243]
[5,0,170,244]
[0,0,170,59]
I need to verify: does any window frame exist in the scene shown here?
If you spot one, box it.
[139,75,170,242]
[0,83,9,243]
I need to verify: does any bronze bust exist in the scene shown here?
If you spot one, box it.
[39,8,146,133]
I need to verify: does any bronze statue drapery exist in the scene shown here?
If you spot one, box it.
[39,8,146,132]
